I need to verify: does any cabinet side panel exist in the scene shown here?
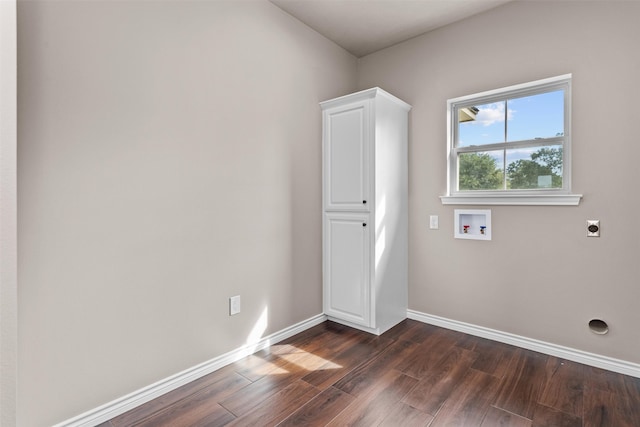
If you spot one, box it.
[373,95,409,332]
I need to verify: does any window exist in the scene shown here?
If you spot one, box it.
[441,74,581,205]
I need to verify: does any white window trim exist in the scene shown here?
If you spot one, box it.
[441,74,582,206]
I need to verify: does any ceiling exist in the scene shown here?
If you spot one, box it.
[270,0,512,57]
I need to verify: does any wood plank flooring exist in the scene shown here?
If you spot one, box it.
[101,320,640,426]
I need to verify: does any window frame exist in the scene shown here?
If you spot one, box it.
[441,74,582,206]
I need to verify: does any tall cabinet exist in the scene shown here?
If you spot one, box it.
[321,88,411,335]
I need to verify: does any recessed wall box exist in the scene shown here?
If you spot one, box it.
[454,209,491,241]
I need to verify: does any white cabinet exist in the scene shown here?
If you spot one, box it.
[321,88,411,335]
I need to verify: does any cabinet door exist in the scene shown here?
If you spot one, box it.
[323,100,370,211]
[323,213,371,327]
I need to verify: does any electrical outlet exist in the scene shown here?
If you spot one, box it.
[229,295,241,315]
[587,220,600,237]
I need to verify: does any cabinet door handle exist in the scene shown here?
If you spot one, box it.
[363,200,367,204]
[363,223,367,227]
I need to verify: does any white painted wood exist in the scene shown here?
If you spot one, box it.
[322,88,410,335]
[323,213,371,326]
[448,74,573,105]
[408,309,640,379]
[372,92,409,334]
[440,193,582,205]
[326,316,385,335]
[320,87,411,112]
[52,314,328,427]
[323,100,370,211]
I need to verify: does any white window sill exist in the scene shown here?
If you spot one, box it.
[440,193,582,206]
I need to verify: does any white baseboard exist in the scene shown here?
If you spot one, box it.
[408,309,640,379]
[54,313,328,427]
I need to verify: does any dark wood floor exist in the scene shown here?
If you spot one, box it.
[101,320,640,426]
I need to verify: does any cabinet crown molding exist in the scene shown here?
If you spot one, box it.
[320,87,412,112]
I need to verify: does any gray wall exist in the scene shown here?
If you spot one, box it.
[16,0,640,425]
[357,0,640,364]
[17,1,356,425]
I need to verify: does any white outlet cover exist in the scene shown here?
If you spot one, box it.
[229,295,241,315]
[429,215,439,229]
[587,220,600,237]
